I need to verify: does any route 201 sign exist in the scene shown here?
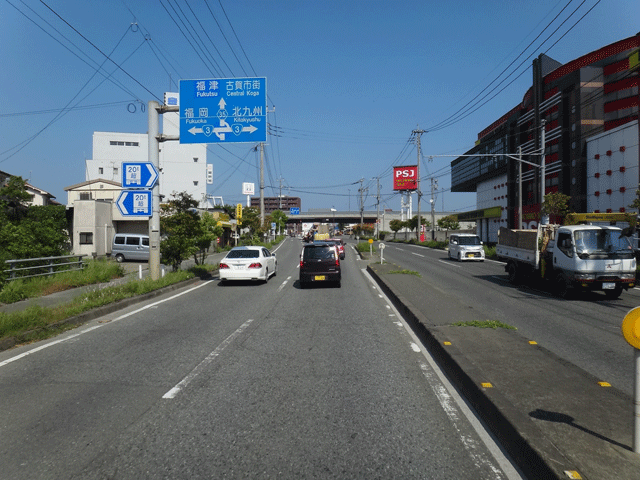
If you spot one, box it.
[179,77,267,144]
[117,190,152,217]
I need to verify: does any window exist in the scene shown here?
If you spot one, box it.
[193,157,199,162]
[125,236,140,246]
[80,192,92,200]
[113,167,118,176]
[79,232,93,245]
[98,167,104,174]
[193,181,199,186]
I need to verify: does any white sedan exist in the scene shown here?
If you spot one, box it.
[218,246,277,283]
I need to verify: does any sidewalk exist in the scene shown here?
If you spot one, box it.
[367,260,640,480]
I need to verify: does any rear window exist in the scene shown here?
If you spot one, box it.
[304,245,335,260]
[227,249,260,259]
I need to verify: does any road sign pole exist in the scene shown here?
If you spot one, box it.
[148,101,161,281]
[635,348,640,453]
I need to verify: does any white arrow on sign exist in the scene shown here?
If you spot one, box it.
[144,163,158,188]
[188,122,258,140]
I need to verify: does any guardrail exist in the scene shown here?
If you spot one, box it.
[4,255,86,281]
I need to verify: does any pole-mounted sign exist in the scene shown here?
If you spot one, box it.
[179,77,267,144]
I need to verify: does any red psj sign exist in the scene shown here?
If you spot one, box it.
[393,165,418,191]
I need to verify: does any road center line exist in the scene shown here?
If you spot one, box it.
[163,318,254,399]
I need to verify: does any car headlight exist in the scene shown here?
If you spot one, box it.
[574,273,596,280]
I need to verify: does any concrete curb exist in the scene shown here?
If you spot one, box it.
[0,277,204,352]
[366,264,563,480]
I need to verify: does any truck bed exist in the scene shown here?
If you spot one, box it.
[496,227,539,266]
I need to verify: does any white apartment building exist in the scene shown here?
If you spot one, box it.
[85,93,210,205]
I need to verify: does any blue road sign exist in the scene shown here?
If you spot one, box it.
[122,162,159,189]
[179,77,267,144]
[117,190,152,217]
[290,207,300,215]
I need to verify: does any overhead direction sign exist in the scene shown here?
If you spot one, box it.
[117,190,152,217]
[122,162,159,189]
[179,77,267,144]
[290,207,300,215]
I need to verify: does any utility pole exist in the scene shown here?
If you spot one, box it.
[147,100,178,281]
[375,177,380,239]
[358,178,365,227]
[260,143,265,227]
[413,129,426,241]
[430,178,438,240]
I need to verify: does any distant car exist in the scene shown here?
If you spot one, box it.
[328,238,345,260]
[299,242,341,288]
[448,234,485,261]
[219,246,277,283]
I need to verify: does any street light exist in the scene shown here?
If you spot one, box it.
[331,207,337,235]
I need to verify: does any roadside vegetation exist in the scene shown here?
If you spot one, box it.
[388,269,421,277]
[452,320,516,330]
[0,264,215,345]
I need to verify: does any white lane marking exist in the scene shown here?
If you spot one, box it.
[410,342,421,352]
[411,252,425,257]
[362,269,522,480]
[163,318,254,399]
[278,276,291,292]
[0,280,215,369]
[440,259,461,268]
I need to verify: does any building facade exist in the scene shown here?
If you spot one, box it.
[85,93,211,206]
[250,196,301,214]
[452,34,640,242]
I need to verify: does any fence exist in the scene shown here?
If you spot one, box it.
[4,255,86,282]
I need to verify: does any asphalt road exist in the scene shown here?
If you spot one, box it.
[0,237,522,479]
[372,239,639,397]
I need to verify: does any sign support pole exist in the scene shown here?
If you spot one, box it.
[148,101,161,281]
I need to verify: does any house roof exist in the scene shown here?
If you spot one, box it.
[64,179,122,191]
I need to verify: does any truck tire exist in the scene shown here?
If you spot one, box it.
[604,287,623,300]
[555,273,572,299]
[507,262,520,284]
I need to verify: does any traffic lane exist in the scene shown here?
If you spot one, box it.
[379,242,638,396]
[0,251,302,480]
[72,256,516,479]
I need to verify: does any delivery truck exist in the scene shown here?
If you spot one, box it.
[496,222,636,299]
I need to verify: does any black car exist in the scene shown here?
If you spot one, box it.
[299,242,341,288]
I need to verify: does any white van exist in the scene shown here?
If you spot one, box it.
[111,233,150,262]
[448,234,485,261]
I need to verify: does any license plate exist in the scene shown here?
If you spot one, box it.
[602,282,615,289]
[314,275,326,281]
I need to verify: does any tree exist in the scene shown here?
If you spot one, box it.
[437,215,460,239]
[0,176,32,221]
[270,209,288,235]
[160,192,201,271]
[407,215,430,235]
[193,212,224,264]
[540,192,570,223]
[389,219,404,239]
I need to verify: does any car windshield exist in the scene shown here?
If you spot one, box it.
[458,236,481,245]
[305,246,334,260]
[574,228,633,254]
[227,249,260,259]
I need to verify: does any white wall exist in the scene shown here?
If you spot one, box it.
[586,120,639,214]
[476,174,507,242]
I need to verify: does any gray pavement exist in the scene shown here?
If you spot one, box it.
[3,249,640,478]
[367,260,640,480]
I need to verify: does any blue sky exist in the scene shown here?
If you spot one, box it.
[1,0,638,213]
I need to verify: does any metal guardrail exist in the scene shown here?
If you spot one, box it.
[4,255,86,281]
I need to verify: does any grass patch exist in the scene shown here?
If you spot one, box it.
[0,259,124,304]
[356,241,376,253]
[0,265,211,344]
[451,320,516,330]
[388,269,421,277]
